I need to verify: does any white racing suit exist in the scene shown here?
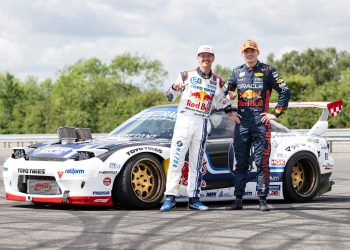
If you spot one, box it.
[165,67,229,199]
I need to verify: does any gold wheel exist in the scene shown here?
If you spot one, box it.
[286,152,320,200]
[130,158,163,203]
[292,162,304,191]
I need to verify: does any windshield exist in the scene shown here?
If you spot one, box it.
[108,107,177,140]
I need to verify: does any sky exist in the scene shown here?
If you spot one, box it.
[0,0,349,87]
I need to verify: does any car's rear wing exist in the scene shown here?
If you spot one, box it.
[269,100,343,136]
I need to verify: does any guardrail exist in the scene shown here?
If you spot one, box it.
[0,129,349,152]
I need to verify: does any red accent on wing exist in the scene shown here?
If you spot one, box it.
[327,100,343,118]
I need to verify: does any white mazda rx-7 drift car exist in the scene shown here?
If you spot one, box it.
[2,100,343,209]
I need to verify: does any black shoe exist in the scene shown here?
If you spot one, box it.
[226,198,243,210]
[259,199,270,211]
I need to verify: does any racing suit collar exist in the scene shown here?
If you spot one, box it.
[244,61,260,72]
[196,67,212,79]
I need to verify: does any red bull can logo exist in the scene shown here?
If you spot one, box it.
[190,90,212,102]
[239,90,261,99]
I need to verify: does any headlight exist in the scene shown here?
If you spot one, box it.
[75,151,95,161]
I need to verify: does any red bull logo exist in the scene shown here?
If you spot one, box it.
[239,99,263,107]
[191,90,212,102]
[239,90,261,99]
[186,100,210,112]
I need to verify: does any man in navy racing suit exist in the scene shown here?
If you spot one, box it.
[226,40,291,211]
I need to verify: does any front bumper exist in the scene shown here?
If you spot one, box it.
[6,192,113,206]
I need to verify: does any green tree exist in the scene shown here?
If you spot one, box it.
[11,77,52,133]
[110,53,168,89]
[0,73,24,133]
[267,48,350,85]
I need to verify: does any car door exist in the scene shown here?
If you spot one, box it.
[202,110,236,190]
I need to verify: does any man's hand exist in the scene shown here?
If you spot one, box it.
[226,91,236,100]
[260,113,277,123]
[172,82,188,91]
[227,112,242,124]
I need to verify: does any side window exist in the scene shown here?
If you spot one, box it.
[208,111,235,139]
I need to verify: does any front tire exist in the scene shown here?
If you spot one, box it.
[112,153,166,209]
[283,151,320,202]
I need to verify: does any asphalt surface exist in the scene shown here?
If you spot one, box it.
[0,149,349,250]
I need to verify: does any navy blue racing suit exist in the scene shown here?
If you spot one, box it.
[227,61,291,198]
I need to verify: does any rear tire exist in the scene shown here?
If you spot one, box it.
[112,153,166,209]
[283,151,320,202]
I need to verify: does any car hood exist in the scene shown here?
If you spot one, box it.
[28,138,170,160]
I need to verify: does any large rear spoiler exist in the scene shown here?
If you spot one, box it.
[269,100,343,136]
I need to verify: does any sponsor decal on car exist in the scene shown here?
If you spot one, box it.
[18,168,45,175]
[276,153,287,158]
[285,144,299,151]
[33,183,52,192]
[206,191,217,198]
[92,191,110,195]
[57,171,63,179]
[270,175,281,182]
[323,163,333,170]
[269,190,280,196]
[115,134,156,139]
[271,159,286,166]
[139,110,177,120]
[269,185,281,191]
[271,134,297,138]
[99,171,119,174]
[218,191,233,198]
[103,177,111,186]
[126,147,163,156]
[109,163,122,171]
[65,168,84,174]
[37,147,72,155]
[94,199,110,203]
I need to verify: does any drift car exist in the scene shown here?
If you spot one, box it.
[2,100,343,209]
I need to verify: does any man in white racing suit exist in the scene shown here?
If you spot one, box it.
[160,45,233,211]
